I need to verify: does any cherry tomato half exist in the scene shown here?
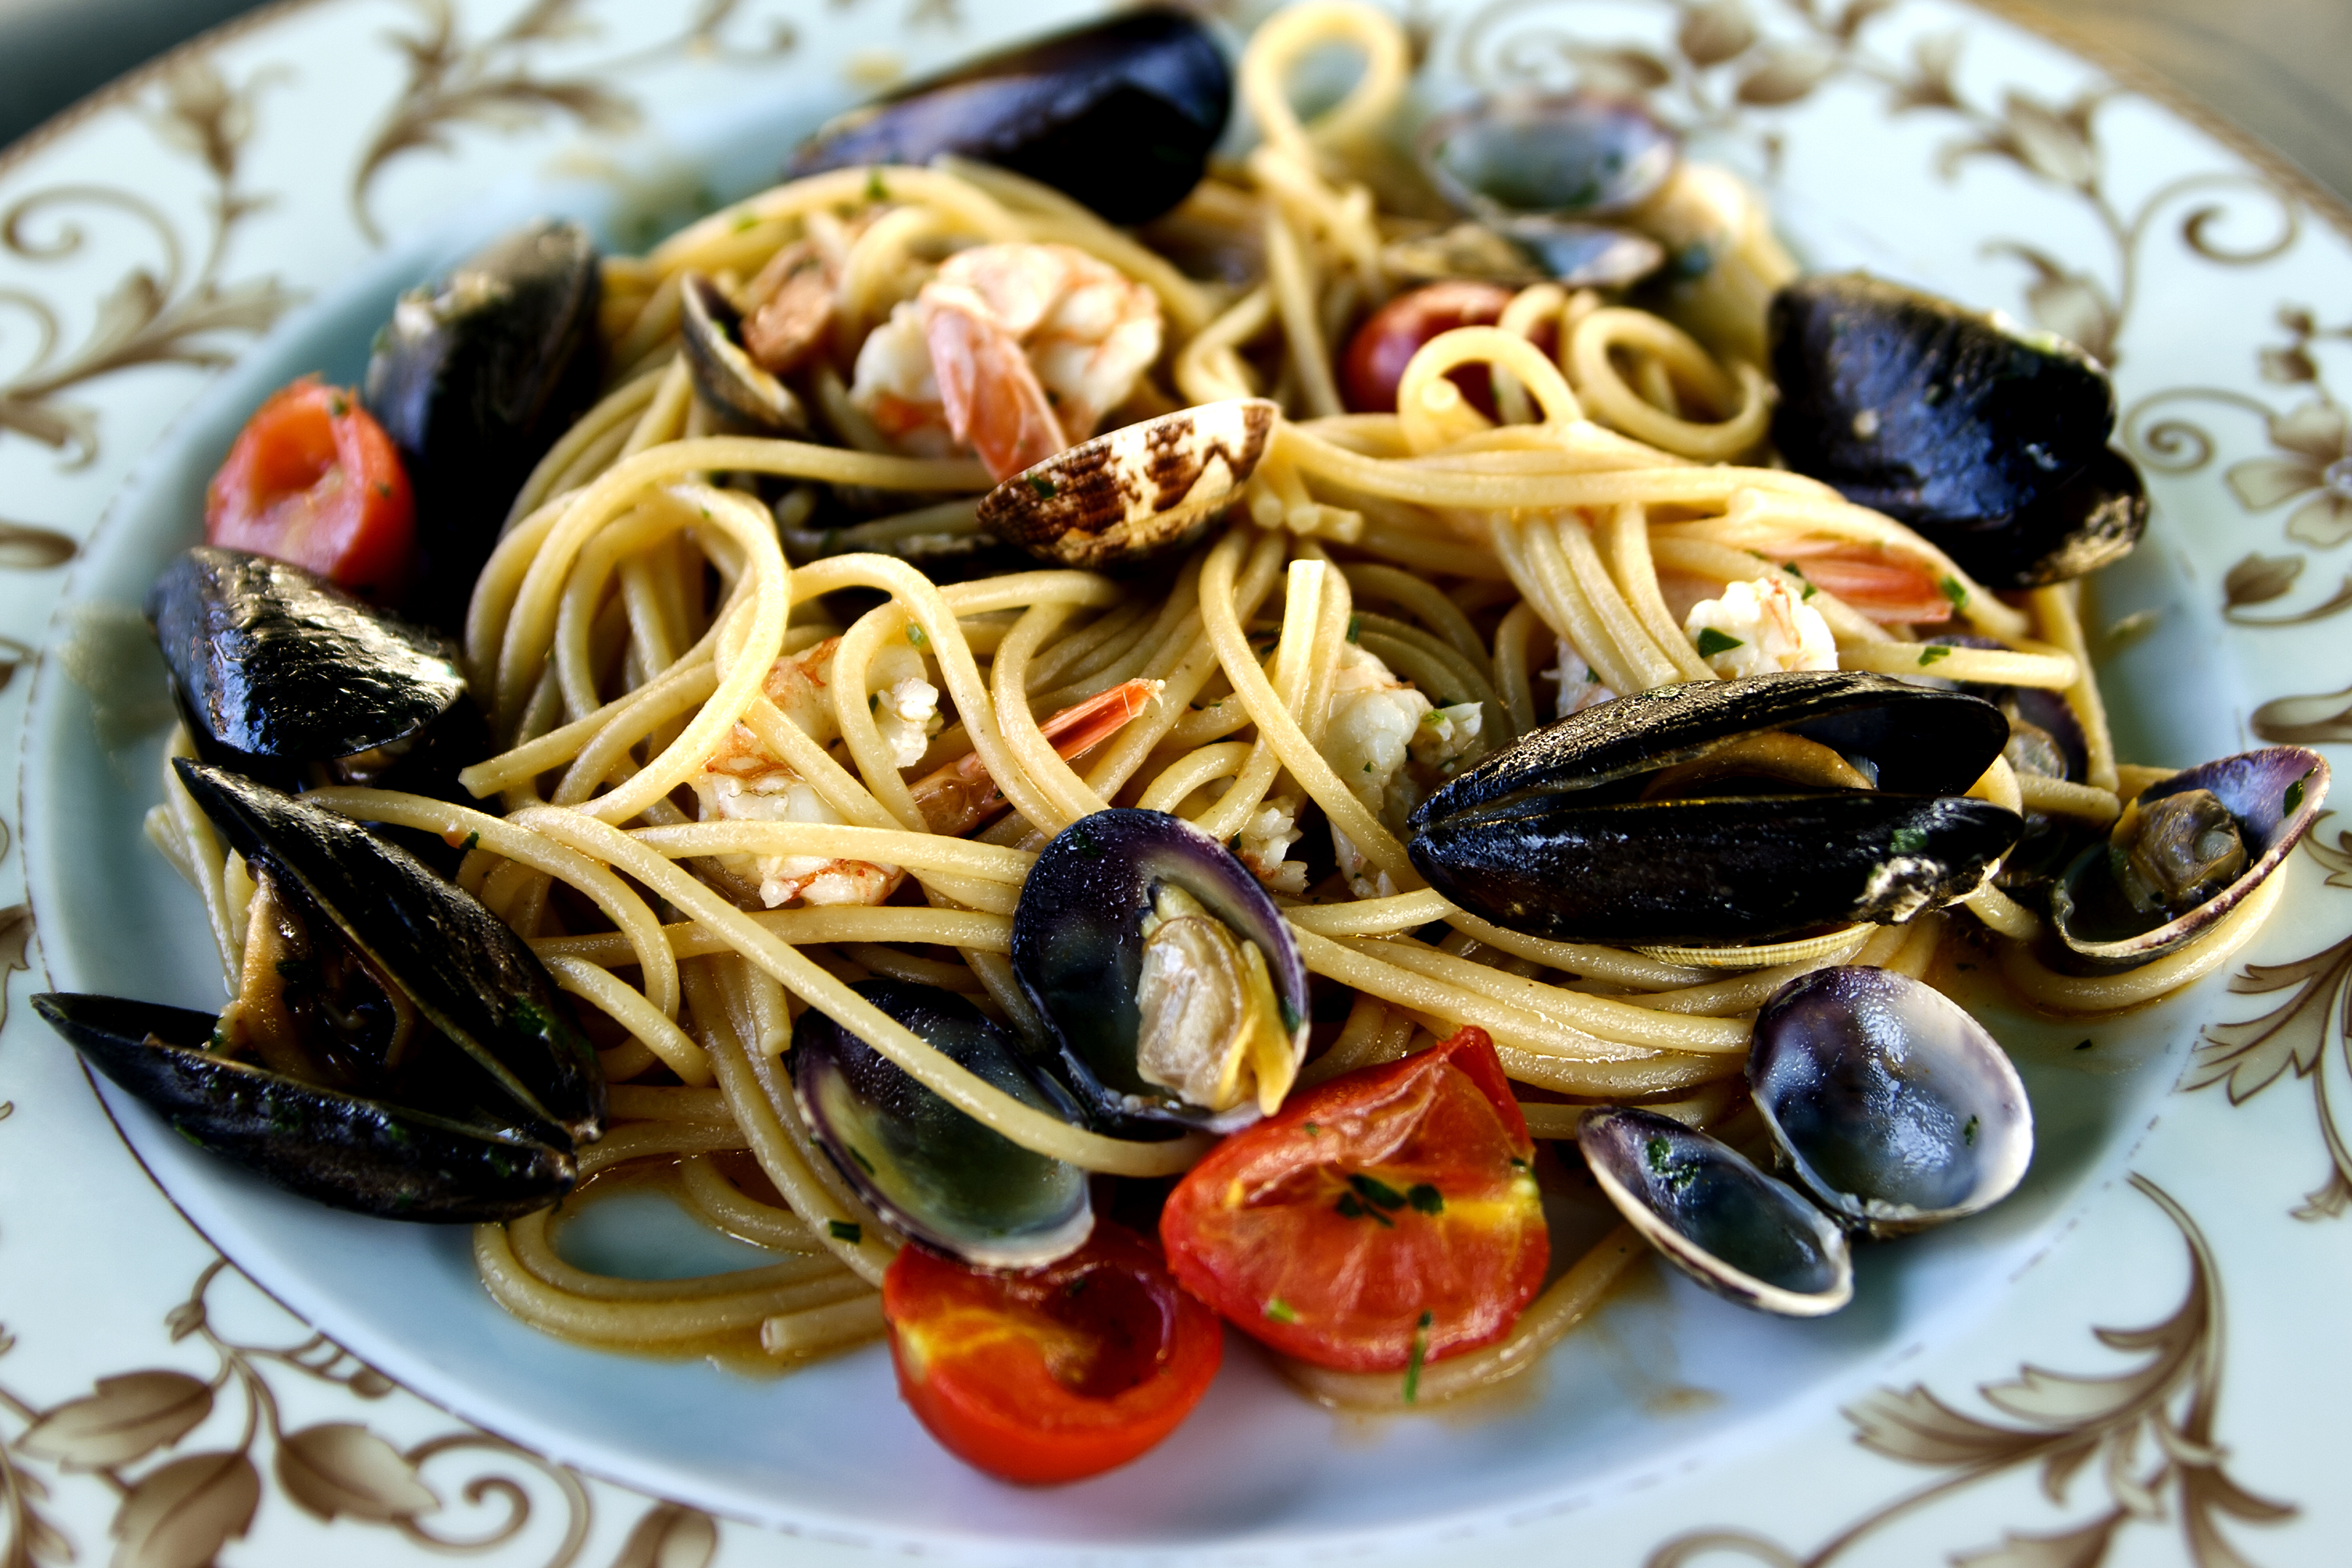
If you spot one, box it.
[1160,1026,1546,1373]
[205,374,416,600]
[1339,281,1518,415]
[881,1222,1223,1486]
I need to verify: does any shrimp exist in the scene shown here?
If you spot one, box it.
[849,242,1162,482]
[910,678,1162,838]
[1683,574,1838,678]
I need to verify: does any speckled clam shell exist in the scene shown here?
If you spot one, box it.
[977,399,1277,570]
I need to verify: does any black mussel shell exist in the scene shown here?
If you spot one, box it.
[147,547,484,796]
[174,760,603,1143]
[1769,273,2134,586]
[1409,672,2022,944]
[363,219,602,632]
[789,9,1230,227]
[35,995,574,1222]
[790,980,1091,1267]
[1012,808,1310,1130]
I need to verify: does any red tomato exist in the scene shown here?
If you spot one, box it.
[1339,281,1518,415]
[882,1222,1224,1486]
[1159,1026,1546,1373]
[205,375,416,600]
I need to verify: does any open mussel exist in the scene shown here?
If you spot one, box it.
[1012,809,1309,1132]
[1416,94,1673,287]
[679,273,808,436]
[363,219,602,631]
[975,399,1277,569]
[1408,671,2024,946]
[1768,273,2148,590]
[147,547,485,796]
[791,980,1091,1267]
[36,763,600,1220]
[789,8,1231,227]
[1581,966,2032,1315]
[2050,747,2329,970]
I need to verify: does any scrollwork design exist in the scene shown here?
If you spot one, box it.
[0,58,301,470]
[1642,1176,2292,1568]
[0,1260,719,1567]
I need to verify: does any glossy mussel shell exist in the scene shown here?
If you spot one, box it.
[791,980,1091,1268]
[146,547,483,794]
[1012,808,1311,1130]
[363,218,602,631]
[1768,272,2145,590]
[1407,671,2023,945]
[789,8,1231,227]
[2051,745,2329,969]
[34,764,601,1220]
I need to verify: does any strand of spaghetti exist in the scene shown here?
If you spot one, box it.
[475,1226,869,1344]
[676,1156,826,1253]
[2030,583,2119,792]
[1238,0,1411,169]
[630,821,1033,884]
[608,1085,730,1120]
[1139,742,1252,817]
[301,788,680,1021]
[542,955,711,1085]
[518,806,1208,1177]
[1884,913,1946,980]
[1493,1043,1731,1098]
[1633,938,1876,1015]
[1599,502,1714,682]
[1283,888,1456,937]
[2014,774,2123,825]
[1283,1226,1641,1410]
[461,653,717,798]
[2003,865,2286,1013]
[986,597,1132,832]
[506,1211,841,1299]
[532,908,1013,967]
[511,355,668,523]
[649,164,1026,273]
[696,990,899,1283]
[1497,517,1642,698]
[1839,642,2078,689]
[1969,753,2025,813]
[1645,534,1884,645]
[1263,201,1343,419]
[553,663,723,806]
[1435,907,1718,989]
[761,1294,888,1360]
[1550,512,1682,689]
[1492,600,1545,737]
[1336,561,1492,670]
[1175,284,1272,404]
[1965,881,2044,941]
[1339,936,1752,1053]
[553,494,694,720]
[606,270,683,382]
[1567,308,1772,461]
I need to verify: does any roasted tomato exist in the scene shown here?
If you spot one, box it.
[1339,280,1517,415]
[881,1222,1223,1485]
[1159,1025,1546,1372]
[206,375,416,600]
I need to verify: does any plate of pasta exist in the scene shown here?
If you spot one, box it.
[7,0,2352,1563]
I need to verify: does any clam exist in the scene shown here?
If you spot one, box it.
[1416,95,1674,288]
[34,762,600,1221]
[1011,809,1309,1132]
[789,8,1231,227]
[790,980,1091,1267]
[679,273,808,435]
[363,219,603,631]
[976,399,1276,570]
[147,547,485,796]
[1580,966,2033,1316]
[2050,747,2329,969]
[1408,670,2024,945]
[1767,272,2148,590]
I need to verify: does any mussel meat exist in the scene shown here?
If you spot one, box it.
[976,399,1276,570]
[363,219,603,631]
[1580,966,2033,1315]
[147,547,485,796]
[789,8,1232,227]
[1408,671,2025,945]
[1012,809,1310,1131]
[1416,94,1674,287]
[1768,272,2148,590]
[679,273,808,436]
[791,979,1091,1267]
[2050,746,2329,969]
[36,762,601,1220]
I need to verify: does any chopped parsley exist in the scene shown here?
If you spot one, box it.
[1348,1173,1409,1211]
[845,1145,876,1175]
[2287,768,2314,816]
[1264,1298,1298,1324]
[734,212,760,233]
[1346,613,1362,643]
[2075,1037,2095,1051]
[1962,1115,1980,1146]
[1302,1121,1320,1137]
[1333,1192,1394,1227]
[1402,1311,1433,1404]
[829,1219,862,1243]
[1939,575,1970,609]
[905,622,928,649]
[1645,1136,1672,1174]
[1889,826,1929,854]
[461,832,480,855]
[1028,474,1056,499]
[1781,562,1818,601]
[328,395,349,417]
[864,169,889,203]
[1917,645,1952,668]
[1693,627,1744,659]
[1407,1183,1445,1215]
[374,480,393,498]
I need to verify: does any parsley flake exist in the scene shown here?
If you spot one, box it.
[1403,1311,1433,1404]
[2075,1037,2095,1051]
[1645,1136,1671,1174]
[828,1220,862,1243]
[1939,575,1969,609]
[1918,645,1952,668]
[1028,474,1056,499]
[1264,1298,1298,1324]
[2286,768,2314,816]
[1407,1183,1445,1215]
[1347,613,1362,643]
[1963,1115,1980,1146]
[1348,1173,1409,1211]
[461,832,480,855]
[1693,627,1744,659]
[864,169,889,203]
[1889,826,1929,854]
[906,623,928,649]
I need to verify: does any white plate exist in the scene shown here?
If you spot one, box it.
[3,2,2350,1564]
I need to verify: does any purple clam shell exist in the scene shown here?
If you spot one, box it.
[2051,745,2329,968]
[1750,967,2033,1236]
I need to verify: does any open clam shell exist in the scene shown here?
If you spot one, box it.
[789,980,1092,1268]
[1011,809,1310,1132]
[679,272,808,435]
[2051,746,2329,970]
[1417,94,1676,288]
[1579,1107,1854,1317]
[976,399,1277,570]
[1751,968,2033,1237]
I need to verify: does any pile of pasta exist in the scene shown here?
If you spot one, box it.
[146,0,2281,1405]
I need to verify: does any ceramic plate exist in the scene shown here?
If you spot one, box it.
[3,1,2349,1563]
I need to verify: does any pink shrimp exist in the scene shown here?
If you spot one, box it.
[911,678,1164,836]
